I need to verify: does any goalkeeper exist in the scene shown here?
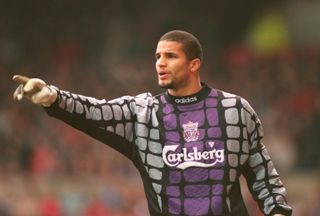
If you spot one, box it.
[13,30,292,216]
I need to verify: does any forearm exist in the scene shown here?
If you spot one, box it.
[43,88,138,156]
[44,88,119,132]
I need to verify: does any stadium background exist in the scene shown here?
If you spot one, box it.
[0,0,319,215]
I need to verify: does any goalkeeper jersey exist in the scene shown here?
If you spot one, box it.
[45,84,292,216]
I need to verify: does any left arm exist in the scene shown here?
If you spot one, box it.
[240,99,292,216]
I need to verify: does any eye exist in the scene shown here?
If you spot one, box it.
[155,53,160,60]
[167,53,177,58]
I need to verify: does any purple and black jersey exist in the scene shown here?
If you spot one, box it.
[45,84,292,216]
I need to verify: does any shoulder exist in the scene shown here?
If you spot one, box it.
[215,89,255,113]
[216,90,262,137]
[214,89,243,107]
[107,92,158,105]
[214,89,260,123]
[125,92,160,112]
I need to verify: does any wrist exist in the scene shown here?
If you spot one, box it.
[42,85,58,107]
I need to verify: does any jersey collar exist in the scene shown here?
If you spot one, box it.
[165,83,211,105]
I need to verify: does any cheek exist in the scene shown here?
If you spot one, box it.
[174,64,189,78]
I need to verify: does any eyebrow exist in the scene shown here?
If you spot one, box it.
[155,50,178,56]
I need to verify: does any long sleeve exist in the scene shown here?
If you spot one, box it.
[240,98,292,216]
[43,87,167,215]
[44,88,139,158]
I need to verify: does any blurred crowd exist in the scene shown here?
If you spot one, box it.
[1,1,320,215]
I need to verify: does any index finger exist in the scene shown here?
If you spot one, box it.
[12,75,30,84]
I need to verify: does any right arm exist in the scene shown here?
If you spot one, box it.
[45,88,137,157]
[12,75,138,158]
[45,86,135,156]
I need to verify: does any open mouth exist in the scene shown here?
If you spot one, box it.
[158,71,169,79]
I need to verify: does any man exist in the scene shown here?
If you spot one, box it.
[13,30,292,216]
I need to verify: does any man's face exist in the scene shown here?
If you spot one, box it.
[155,40,192,90]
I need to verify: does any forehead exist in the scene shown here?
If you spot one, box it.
[156,40,184,53]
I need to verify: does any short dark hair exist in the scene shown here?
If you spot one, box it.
[159,30,203,61]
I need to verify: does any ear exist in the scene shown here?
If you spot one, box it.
[189,58,201,73]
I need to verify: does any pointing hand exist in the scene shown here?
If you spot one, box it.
[12,75,57,107]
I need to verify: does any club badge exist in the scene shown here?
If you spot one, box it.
[182,121,200,142]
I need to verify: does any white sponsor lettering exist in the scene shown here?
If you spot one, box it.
[162,142,225,170]
[174,96,197,104]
